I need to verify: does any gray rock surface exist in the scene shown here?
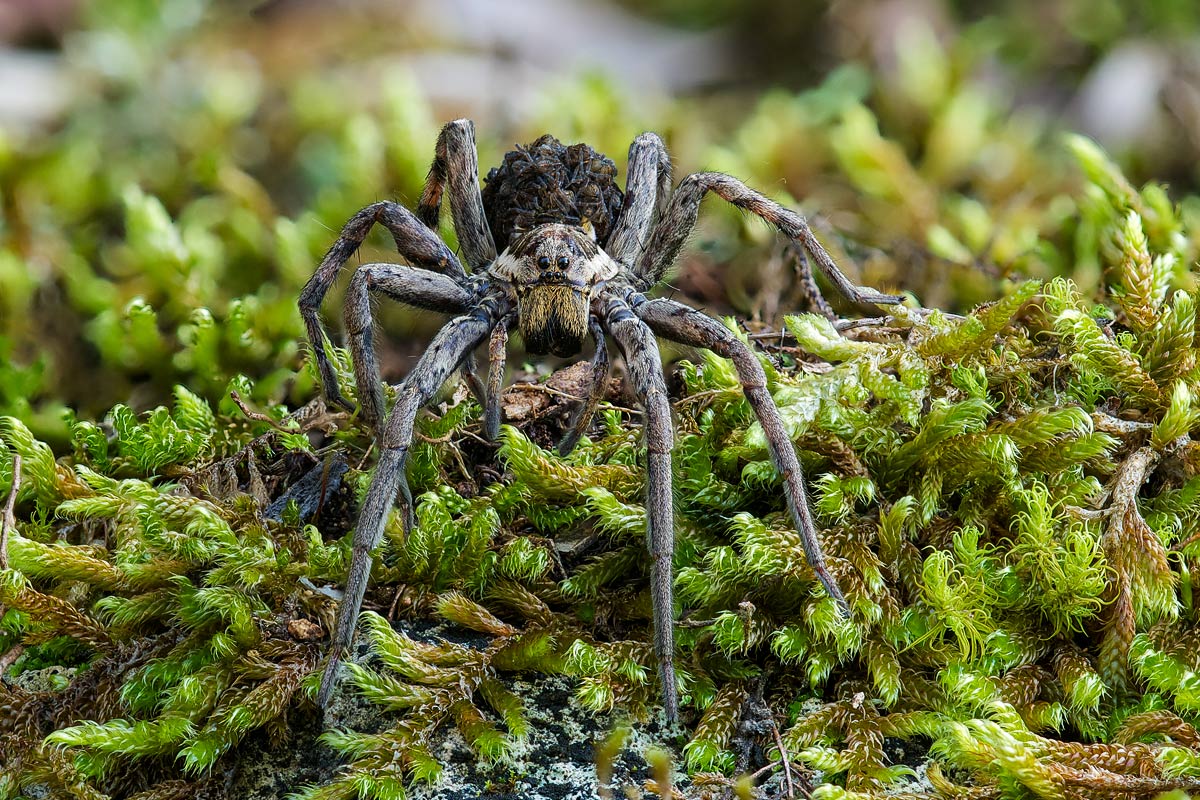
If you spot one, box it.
[228,620,687,799]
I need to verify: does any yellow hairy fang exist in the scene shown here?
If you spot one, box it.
[519,285,589,357]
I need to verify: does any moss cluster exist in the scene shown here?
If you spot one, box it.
[7,2,1200,799]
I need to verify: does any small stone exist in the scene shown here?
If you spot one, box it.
[288,618,324,641]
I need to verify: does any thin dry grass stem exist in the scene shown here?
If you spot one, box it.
[770,713,796,799]
[747,758,783,781]
[673,388,737,409]
[0,643,23,674]
[231,391,344,436]
[1101,446,1164,692]
[229,389,294,430]
[508,381,641,417]
[456,426,500,448]
[0,453,19,571]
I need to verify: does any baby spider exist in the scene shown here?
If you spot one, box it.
[300,120,901,721]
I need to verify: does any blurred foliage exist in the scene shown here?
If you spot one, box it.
[622,0,1200,137]
[12,0,1200,448]
[7,1,1200,799]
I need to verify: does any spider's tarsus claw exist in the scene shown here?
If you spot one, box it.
[850,289,905,309]
[662,684,680,725]
[814,567,851,619]
[327,392,356,414]
[556,432,580,457]
[825,582,852,619]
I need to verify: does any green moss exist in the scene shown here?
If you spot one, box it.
[8,1,1200,798]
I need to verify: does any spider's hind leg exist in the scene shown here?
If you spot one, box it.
[635,171,902,311]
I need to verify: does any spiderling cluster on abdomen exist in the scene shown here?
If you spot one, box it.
[480,134,625,249]
[299,118,903,722]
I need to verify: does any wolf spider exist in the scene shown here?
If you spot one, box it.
[300,120,900,721]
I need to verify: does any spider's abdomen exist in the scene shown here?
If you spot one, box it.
[481,135,624,250]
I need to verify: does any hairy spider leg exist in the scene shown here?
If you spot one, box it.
[600,292,679,722]
[343,264,476,432]
[635,171,903,310]
[300,202,468,412]
[555,132,666,454]
[785,240,837,321]
[557,318,610,456]
[484,321,508,441]
[606,132,672,265]
[635,295,851,616]
[416,119,501,414]
[417,119,498,270]
[317,297,509,709]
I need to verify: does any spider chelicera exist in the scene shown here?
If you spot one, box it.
[300,119,900,721]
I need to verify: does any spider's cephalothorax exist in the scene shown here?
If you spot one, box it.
[301,119,903,723]
[491,223,619,357]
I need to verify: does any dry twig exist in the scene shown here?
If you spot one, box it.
[1,453,20,571]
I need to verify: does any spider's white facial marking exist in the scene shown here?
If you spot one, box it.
[489,223,619,357]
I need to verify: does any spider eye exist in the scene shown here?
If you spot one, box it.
[537,256,550,270]
[557,256,570,269]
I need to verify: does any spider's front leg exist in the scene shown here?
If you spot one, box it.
[558,318,610,456]
[343,264,475,432]
[299,202,468,412]
[484,321,508,441]
[600,293,679,722]
[635,296,850,615]
[317,297,508,709]
[636,171,903,311]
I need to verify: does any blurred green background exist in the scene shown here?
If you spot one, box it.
[4,0,1200,444]
[8,3,1200,796]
